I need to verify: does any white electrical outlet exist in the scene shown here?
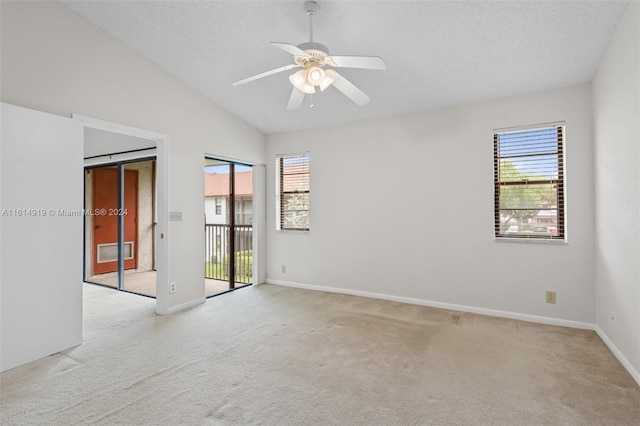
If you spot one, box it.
[611,311,615,321]
[281,265,286,273]
[170,282,177,293]
[545,291,556,304]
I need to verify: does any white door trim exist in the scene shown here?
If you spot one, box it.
[72,114,171,315]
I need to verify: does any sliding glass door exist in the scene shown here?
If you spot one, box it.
[204,158,253,297]
[84,158,156,297]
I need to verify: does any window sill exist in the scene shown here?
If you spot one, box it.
[276,229,310,234]
[494,237,567,245]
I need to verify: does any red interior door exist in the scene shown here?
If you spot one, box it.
[92,168,138,275]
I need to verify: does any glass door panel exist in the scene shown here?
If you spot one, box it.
[233,164,253,285]
[204,159,231,296]
[85,165,119,288]
[123,160,156,297]
[204,158,253,297]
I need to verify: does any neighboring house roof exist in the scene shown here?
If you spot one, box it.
[204,171,252,197]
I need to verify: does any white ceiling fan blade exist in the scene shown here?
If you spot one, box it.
[286,88,305,110]
[232,64,299,86]
[328,55,387,70]
[330,71,371,106]
[270,42,310,57]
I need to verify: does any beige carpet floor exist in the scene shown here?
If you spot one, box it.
[1,283,639,425]
[87,271,233,298]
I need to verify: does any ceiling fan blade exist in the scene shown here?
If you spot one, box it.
[232,64,299,86]
[330,71,371,106]
[328,55,387,70]
[270,42,310,57]
[287,88,305,110]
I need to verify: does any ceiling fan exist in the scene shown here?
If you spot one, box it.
[232,0,386,110]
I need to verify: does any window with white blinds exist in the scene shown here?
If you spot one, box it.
[277,153,309,231]
[493,123,565,240]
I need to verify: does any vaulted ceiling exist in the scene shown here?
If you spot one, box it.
[62,0,629,134]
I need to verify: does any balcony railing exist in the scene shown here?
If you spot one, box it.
[205,224,252,284]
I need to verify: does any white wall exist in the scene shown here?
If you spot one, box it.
[1,103,83,372]
[0,1,266,311]
[267,84,595,324]
[593,1,640,382]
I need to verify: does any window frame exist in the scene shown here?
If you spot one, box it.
[493,122,566,242]
[276,152,310,232]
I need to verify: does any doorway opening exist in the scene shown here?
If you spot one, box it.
[204,158,253,297]
[76,115,169,314]
[84,158,157,297]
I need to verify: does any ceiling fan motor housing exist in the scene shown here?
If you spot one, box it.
[295,42,331,66]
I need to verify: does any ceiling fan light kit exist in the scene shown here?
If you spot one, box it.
[289,68,316,94]
[232,0,386,110]
[307,66,325,86]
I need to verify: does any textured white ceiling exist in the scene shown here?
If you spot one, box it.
[62,0,629,135]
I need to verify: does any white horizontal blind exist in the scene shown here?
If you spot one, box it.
[493,124,565,240]
[278,154,309,231]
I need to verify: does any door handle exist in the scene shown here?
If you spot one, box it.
[95,225,102,229]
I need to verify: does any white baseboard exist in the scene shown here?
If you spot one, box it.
[266,278,594,330]
[164,297,205,314]
[595,326,640,387]
[267,278,640,386]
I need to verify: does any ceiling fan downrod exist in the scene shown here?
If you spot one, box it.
[297,1,329,59]
[305,1,320,43]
